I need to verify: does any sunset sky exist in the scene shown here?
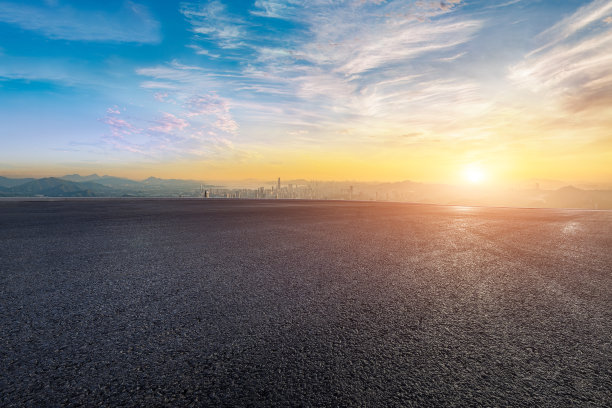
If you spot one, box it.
[1,0,611,185]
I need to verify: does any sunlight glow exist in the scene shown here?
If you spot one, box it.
[463,164,486,184]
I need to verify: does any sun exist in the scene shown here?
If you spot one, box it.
[463,164,486,184]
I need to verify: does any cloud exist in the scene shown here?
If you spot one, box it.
[185,94,229,116]
[186,45,222,58]
[432,1,462,11]
[136,60,222,90]
[180,1,246,49]
[137,63,241,135]
[136,0,483,152]
[483,0,523,10]
[0,56,109,87]
[140,81,178,90]
[328,20,480,76]
[510,0,612,112]
[185,94,239,134]
[101,91,240,159]
[154,93,168,102]
[250,0,464,20]
[604,16,612,24]
[150,113,189,133]
[251,0,297,18]
[536,0,612,49]
[0,1,160,43]
[103,136,148,155]
[246,0,480,125]
[438,51,466,61]
[102,116,140,138]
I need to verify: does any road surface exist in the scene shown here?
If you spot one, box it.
[1,199,610,406]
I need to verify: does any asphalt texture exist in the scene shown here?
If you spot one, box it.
[1,199,611,407]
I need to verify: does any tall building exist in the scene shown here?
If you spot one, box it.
[277,177,281,199]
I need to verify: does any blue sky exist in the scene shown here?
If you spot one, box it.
[1,0,611,183]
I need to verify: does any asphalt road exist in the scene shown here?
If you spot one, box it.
[1,199,611,407]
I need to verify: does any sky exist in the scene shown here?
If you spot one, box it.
[1,0,611,185]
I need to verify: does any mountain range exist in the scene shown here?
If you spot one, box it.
[0,175,208,197]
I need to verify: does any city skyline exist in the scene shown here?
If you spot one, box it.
[1,0,612,186]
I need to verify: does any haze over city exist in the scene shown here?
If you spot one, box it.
[1,0,611,187]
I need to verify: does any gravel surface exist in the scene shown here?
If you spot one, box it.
[1,199,611,407]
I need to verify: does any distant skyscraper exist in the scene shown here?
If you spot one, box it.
[277,177,281,199]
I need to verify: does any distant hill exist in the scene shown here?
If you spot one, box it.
[97,176,143,188]
[61,174,142,189]
[61,174,102,182]
[5,177,103,197]
[142,176,204,187]
[0,176,36,188]
[0,175,210,197]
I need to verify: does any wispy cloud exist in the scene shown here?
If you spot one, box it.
[100,88,241,159]
[326,20,480,76]
[180,1,246,49]
[170,0,481,143]
[251,0,297,18]
[251,0,465,21]
[102,116,140,138]
[185,94,239,134]
[484,0,523,10]
[0,1,160,43]
[136,60,222,90]
[536,0,612,48]
[154,92,169,102]
[140,81,179,90]
[129,0,488,155]
[510,0,612,112]
[0,56,100,86]
[429,0,462,11]
[186,45,222,58]
[150,113,189,133]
